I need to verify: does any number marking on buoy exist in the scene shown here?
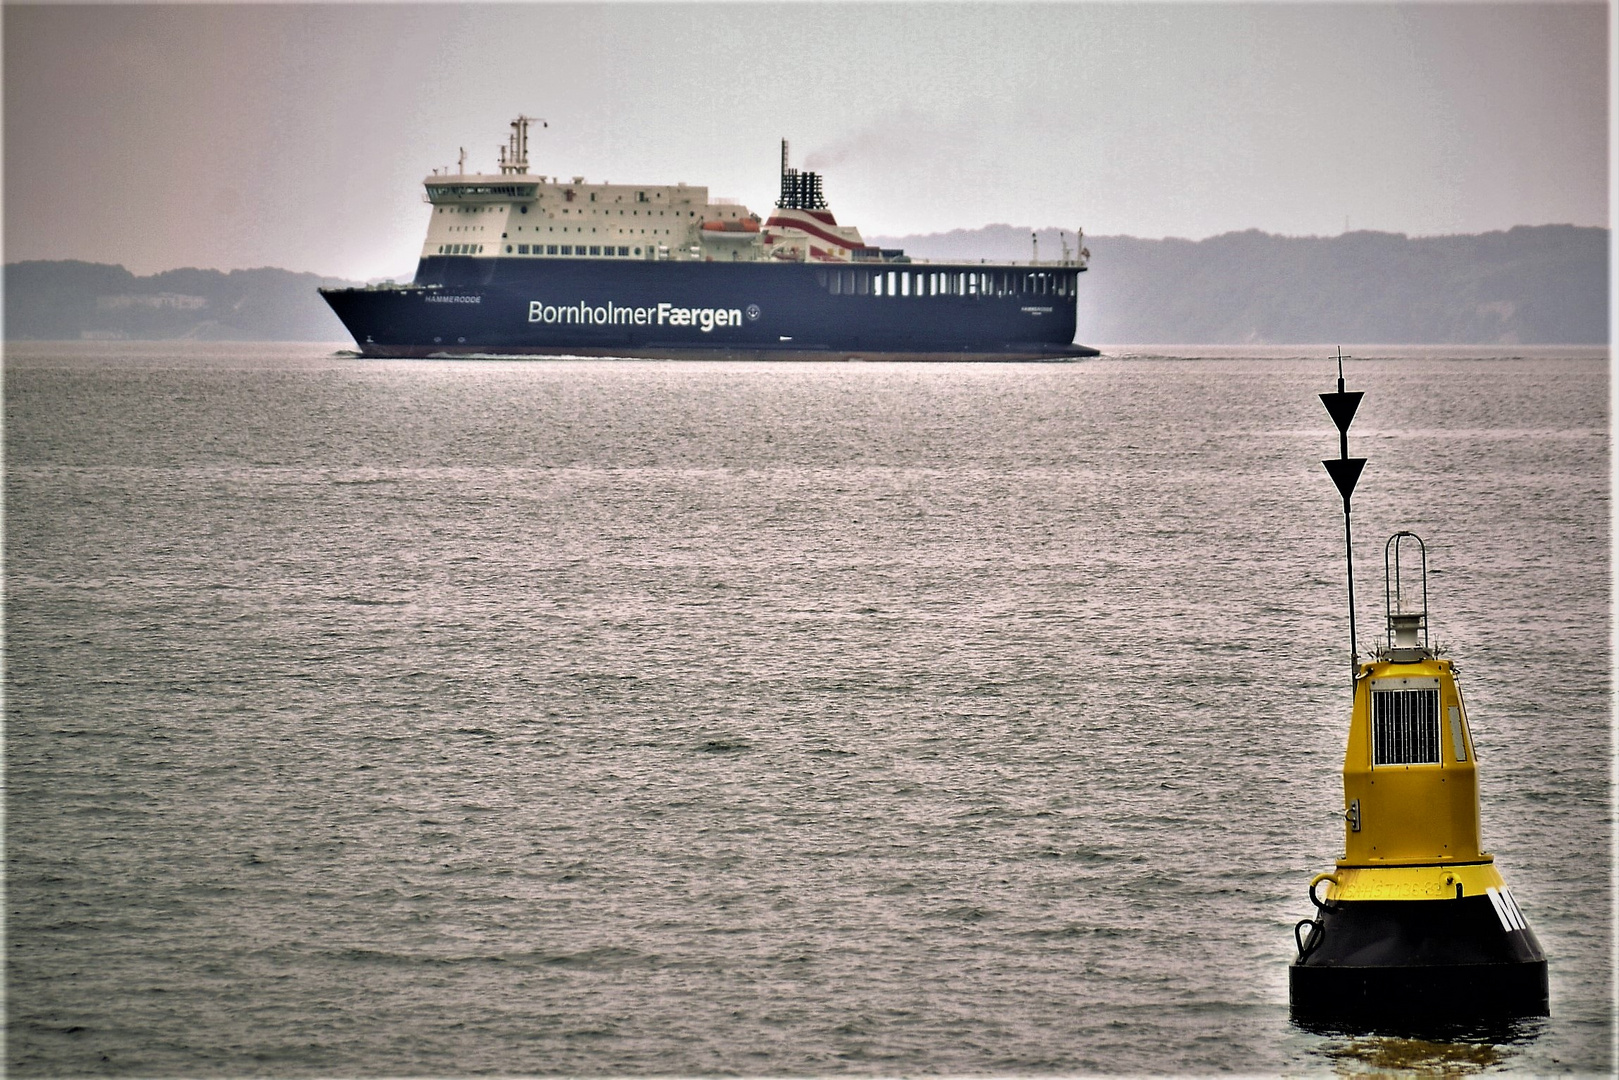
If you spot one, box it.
[1487,886,1525,932]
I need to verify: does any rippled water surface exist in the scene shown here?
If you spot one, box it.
[6,343,1610,1075]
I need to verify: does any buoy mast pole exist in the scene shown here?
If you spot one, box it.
[1337,361,1357,685]
[1319,349,1366,689]
[1341,473,1357,687]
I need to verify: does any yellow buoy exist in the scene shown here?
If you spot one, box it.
[1289,359,1547,1026]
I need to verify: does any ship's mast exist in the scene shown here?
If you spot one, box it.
[499,115,545,175]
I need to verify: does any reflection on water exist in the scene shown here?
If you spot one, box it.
[1309,1017,1547,1076]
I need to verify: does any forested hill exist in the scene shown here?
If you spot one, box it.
[5,225,1609,345]
[3,262,362,342]
[867,224,1608,345]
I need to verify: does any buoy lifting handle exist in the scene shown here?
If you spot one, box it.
[1308,872,1340,911]
[1294,918,1323,960]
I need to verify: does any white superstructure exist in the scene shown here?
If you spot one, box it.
[420,118,749,262]
[421,117,882,265]
[419,117,1087,270]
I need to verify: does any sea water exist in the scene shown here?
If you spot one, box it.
[6,343,1610,1075]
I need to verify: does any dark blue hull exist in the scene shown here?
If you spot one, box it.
[321,257,1094,359]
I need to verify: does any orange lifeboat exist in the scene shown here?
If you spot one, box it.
[700,218,761,233]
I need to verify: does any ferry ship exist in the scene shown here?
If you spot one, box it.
[321,117,1097,360]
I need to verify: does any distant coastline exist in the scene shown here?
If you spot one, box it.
[5,225,1607,346]
[3,262,366,344]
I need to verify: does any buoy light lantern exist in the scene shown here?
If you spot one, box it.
[1288,354,1548,1026]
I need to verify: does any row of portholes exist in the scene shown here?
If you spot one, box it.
[510,244,636,257]
[438,244,484,255]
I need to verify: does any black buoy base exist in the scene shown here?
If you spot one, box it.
[1290,896,1548,1028]
[1291,960,1549,1028]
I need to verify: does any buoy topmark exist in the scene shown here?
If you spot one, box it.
[1289,360,1547,1028]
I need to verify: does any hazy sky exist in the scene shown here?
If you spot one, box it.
[3,2,1608,280]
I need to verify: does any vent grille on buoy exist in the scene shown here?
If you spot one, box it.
[1372,685,1441,765]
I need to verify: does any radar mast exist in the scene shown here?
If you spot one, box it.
[499,115,545,175]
